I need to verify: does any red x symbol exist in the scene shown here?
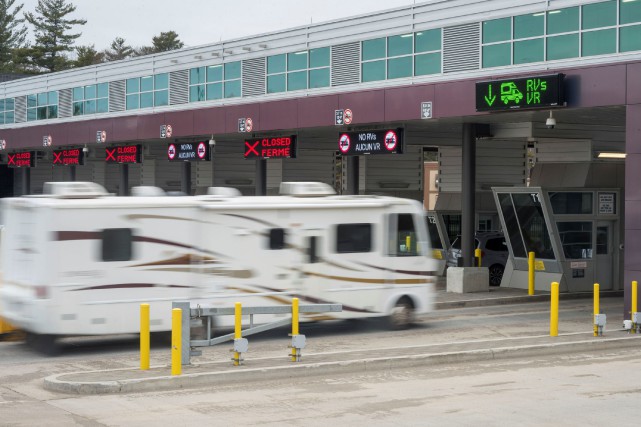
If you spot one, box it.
[7,154,15,165]
[105,148,116,162]
[244,140,259,157]
[53,151,62,164]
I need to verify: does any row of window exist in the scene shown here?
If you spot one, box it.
[482,0,641,67]
[103,215,422,262]
[0,98,14,125]
[11,0,641,123]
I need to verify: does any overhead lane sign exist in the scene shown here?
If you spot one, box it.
[167,141,211,161]
[244,136,297,159]
[476,73,565,112]
[338,129,403,156]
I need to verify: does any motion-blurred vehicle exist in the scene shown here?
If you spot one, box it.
[446,231,508,286]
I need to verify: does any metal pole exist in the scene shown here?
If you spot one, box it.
[461,124,476,267]
[234,302,242,366]
[550,281,559,337]
[140,304,150,370]
[593,283,600,337]
[528,252,535,295]
[172,301,191,366]
[255,159,266,196]
[171,308,182,376]
[346,156,359,195]
[291,298,299,362]
[119,163,128,196]
[21,168,30,195]
[181,161,191,195]
[633,281,638,333]
[69,165,76,182]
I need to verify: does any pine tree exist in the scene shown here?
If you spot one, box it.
[24,0,86,72]
[135,31,184,56]
[74,44,104,67]
[0,0,28,72]
[104,37,133,61]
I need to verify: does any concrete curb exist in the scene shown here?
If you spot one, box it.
[43,334,641,395]
[435,291,623,310]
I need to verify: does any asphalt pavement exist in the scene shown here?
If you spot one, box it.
[42,283,638,395]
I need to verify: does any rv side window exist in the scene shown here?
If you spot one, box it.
[268,228,286,250]
[388,213,420,257]
[308,236,319,263]
[102,228,133,261]
[335,223,372,253]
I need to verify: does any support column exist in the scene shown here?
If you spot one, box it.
[21,168,30,195]
[69,165,76,182]
[345,156,359,195]
[181,161,191,195]
[461,123,476,267]
[255,158,266,196]
[119,163,128,196]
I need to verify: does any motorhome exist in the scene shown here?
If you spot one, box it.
[0,181,437,353]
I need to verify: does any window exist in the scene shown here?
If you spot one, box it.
[336,223,372,253]
[126,73,169,110]
[582,1,615,29]
[549,192,593,215]
[189,61,241,101]
[557,222,593,259]
[362,30,442,83]
[27,91,57,121]
[268,228,286,250]
[620,0,641,25]
[388,214,421,257]
[73,83,108,116]
[582,28,616,56]
[425,215,442,250]
[102,228,133,262]
[308,236,319,263]
[548,7,579,34]
[0,98,14,125]
[267,49,329,93]
[485,238,507,252]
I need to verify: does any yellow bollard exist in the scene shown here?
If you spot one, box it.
[234,302,242,366]
[474,248,482,267]
[550,281,559,337]
[291,298,299,362]
[171,308,181,376]
[593,283,600,337]
[140,303,150,370]
[528,252,535,296]
[633,281,638,333]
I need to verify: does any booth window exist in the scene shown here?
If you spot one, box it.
[425,215,443,250]
[557,222,593,259]
[101,228,133,262]
[549,192,593,215]
[336,223,372,253]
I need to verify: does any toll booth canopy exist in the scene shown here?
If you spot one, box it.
[492,187,620,292]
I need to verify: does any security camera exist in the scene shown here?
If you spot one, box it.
[546,111,556,129]
[208,138,216,147]
[82,146,89,153]
[546,117,556,129]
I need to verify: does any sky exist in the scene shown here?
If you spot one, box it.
[18,0,420,50]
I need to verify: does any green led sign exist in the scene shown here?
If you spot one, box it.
[476,74,565,112]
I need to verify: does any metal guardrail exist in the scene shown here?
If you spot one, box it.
[172,301,342,366]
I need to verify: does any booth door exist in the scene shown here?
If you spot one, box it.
[595,221,614,290]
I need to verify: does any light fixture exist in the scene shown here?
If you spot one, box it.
[597,152,626,159]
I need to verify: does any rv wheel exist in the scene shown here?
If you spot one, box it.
[26,333,61,356]
[387,297,415,330]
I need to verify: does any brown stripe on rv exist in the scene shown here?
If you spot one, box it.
[130,254,220,267]
[286,268,431,285]
[56,231,101,240]
[355,261,437,277]
[70,283,194,291]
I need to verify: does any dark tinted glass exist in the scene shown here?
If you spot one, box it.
[102,228,133,261]
[269,228,286,250]
[336,223,372,253]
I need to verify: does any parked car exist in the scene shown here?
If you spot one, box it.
[446,231,509,286]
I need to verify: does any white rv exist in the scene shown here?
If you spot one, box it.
[0,181,437,352]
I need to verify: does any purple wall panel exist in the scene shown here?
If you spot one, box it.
[384,85,435,122]
[111,116,139,142]
[165,110,195,138]
[65,121,92,145]
[298,95,338,128]
[625,154,641,201]
[137,114,166,140]
[565,64,626,107]
[87,119,115,146]
[627,104,641,154]
[260,100,298,131]
[628,63,641,105]
[339,90,385,125]
[193,107,226,135]
[225,104,260,134]
[434,80,478,118]
[626,201,641,229]
[48,125,68,148]
[624,229,641,270]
